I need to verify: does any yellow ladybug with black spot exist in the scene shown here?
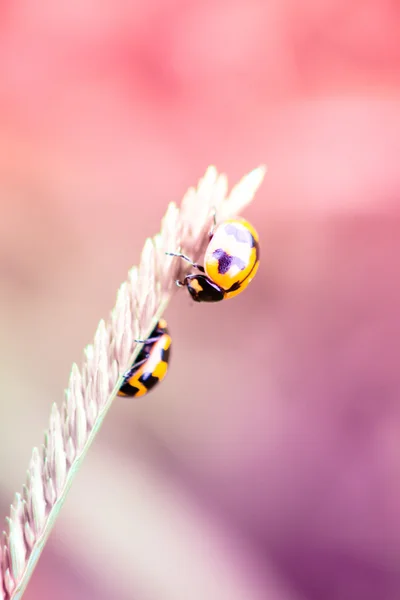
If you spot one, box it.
[166,217,260,302]
[118,318,171,397]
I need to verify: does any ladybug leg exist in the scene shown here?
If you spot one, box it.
[208,207,218,238]
[122,357,147,375]
[134,337,159,344]
[175,278,193,288]
[165,252,205,273]
[175,275,194,287]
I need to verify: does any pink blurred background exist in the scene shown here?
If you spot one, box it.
[1,1,400,598]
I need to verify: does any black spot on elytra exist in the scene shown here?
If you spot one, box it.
[213,249,246,274]
[119,381,141,396]
[161,345,171,364]
[224,223,255,246]
[139,371,159,390]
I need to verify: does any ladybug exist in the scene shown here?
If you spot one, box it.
[118,318,171,397]
[166,217,260,302]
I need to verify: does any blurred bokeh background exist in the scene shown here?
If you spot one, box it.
[1,1,400,599]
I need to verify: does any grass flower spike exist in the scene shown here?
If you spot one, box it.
[0,165,266,599]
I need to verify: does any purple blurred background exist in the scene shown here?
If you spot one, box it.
[0,1,400,599]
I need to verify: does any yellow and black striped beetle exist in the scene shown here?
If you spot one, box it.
[118,318,171,397]
[167,217,260,302]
